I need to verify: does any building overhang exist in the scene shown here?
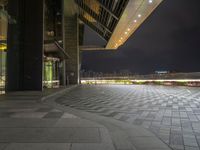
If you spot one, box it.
[76,0,163,50]
[106,0,163,49]
[44,40,70,60]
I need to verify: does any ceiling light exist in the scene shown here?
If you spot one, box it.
[138,14,141,18]
[134,20,137,23]
[149,0,153,3]
[127,28,130,31]
[125,32,128,35]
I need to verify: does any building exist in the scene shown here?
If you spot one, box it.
[0,0,163,94]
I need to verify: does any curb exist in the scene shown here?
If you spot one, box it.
[40,85,78,102]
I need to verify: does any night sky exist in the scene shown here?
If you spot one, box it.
[81,0,200,74]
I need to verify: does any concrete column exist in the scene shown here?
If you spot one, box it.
[6,0,44,91]
[59,60,66,86]
[63,0,80,85]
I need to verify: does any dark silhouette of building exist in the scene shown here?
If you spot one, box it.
[0,0,163,93]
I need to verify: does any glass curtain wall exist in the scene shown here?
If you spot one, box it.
[43,57,60,88]
[0,1,8,94]
[43,0,62,89]
[0,52,6,94]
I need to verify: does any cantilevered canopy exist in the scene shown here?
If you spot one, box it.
[75,0,163,50]
[44,40,70,59]
[75,0,129,41]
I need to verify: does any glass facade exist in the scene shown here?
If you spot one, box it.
[0,52,6,94]
[1,0,64,92]
[43,0,63,88]
[43,57,60,88]
[0,0,70,92]
[0,2,8,94]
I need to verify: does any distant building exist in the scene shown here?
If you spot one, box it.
[155,71,169,74]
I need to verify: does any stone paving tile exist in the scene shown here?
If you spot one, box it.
[56,85,200,150]
[61,112,78,118]
[10,112,48,118]
[196,136,200,146]
[71,143,114,150]
[0,118,58,128]
[43,112,64,118]
[4,143,70,150]
[185,146,200,150]
[0,143,8,150]
[0,127,101,143]
[170,145,184,150]
[130,136,170,150]
[36,107,53,112]
[183,136,199,147]
[0,112,14,118]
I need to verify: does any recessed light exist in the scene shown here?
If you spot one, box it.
[138,14,141,18]
[134,20,137,23]
[125,32,128,35]
[149,0,153,3]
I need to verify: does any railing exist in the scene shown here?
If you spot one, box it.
[81,72,200,87]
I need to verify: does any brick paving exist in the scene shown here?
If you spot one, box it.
[56,85,200,150]
[0,102,77,119]
[0,92,115,150]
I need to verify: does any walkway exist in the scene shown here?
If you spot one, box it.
[56,85,200,150]
[0,86,171,150]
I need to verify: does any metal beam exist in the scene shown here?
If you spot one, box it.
[95,0,119,20]
[75,0,112,34]
[78,15,108,41]
[80,45,106,51]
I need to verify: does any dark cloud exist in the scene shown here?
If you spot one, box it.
[82,0,200,74]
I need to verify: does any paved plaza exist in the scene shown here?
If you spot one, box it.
[0,87,171,150]
[56,85,200,150]
[0,90,116,150]
[1,85,200,150]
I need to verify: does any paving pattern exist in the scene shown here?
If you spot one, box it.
[0,92,80,120]
[56,85,200,150]
[0,94,115,150]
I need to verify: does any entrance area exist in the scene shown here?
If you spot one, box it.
[43,57,60,88]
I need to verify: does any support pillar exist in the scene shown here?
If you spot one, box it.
[63,0,80,85]
[59,60,66,86]
[6,0,44,91]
